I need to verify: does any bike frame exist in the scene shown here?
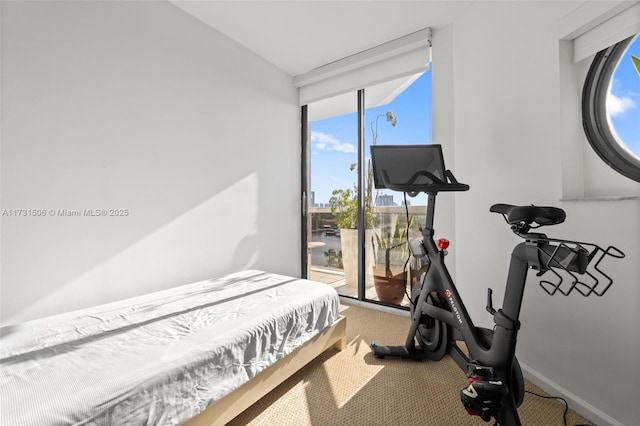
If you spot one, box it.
[370,145,623,425]
[408,193,534,425]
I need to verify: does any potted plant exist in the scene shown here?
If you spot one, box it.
[329,179,376,288]
[323,248,343,269]
[372,215,413,304]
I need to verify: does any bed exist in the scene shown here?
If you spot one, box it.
[0,270,346,425]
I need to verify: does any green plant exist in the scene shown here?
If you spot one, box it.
[329,163,375,229]
[632,55,640,77]
[370,111,397,145]
[328,185,375,229]
[323,248,343,269]
[372,215,413,277]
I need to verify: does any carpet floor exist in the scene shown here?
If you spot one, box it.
[228,303,592,425]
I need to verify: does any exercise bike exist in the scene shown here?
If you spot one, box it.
[368,144,625,425]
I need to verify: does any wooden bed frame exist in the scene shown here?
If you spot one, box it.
[185,315,347,426]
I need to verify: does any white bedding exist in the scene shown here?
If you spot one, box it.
[0,270,340,425]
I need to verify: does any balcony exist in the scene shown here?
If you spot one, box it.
[308,205,426,307]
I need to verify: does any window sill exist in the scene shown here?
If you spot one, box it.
[560,196,640,202]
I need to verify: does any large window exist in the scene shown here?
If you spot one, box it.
[583,34,640,182]
[299,28,432,307]
[305,70,432,307]
[363,75,431,307]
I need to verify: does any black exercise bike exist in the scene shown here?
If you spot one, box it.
[368,144,625,425]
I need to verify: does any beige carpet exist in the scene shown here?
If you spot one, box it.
[228,303,592,425]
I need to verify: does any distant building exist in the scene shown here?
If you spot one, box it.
[376,194,395,206]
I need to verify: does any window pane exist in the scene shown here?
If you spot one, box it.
[583,33,640,182]
[307,94,358,299]
[607,34,640,160]
[364,69,432,306]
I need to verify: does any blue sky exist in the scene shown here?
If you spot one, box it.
[608,35,640,159]
[310,71,432,205]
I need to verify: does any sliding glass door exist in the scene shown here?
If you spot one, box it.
[363,72,431,307]
[303,69,432,307]
[305,92,359,297]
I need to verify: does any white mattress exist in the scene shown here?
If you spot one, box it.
[0,270,340,425]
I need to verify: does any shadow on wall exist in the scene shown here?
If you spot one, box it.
[2,173,260,325]
[1,0,298,325]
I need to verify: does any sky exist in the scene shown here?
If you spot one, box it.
[310,70,432,206]
[608,35,640,160]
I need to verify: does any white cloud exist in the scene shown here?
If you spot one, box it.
[311,131,356,153]
[607,91,635,117]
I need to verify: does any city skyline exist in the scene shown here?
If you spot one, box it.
[309,191,409,208]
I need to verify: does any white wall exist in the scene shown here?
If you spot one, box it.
[2,1,638,424]
[436,2,640,425]
[0,1,299,325]
[431,24,459,279]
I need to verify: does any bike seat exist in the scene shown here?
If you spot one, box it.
[490,204,566,227]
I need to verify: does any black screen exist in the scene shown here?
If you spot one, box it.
[370,144,446,189]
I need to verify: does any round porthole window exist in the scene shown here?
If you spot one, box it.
[582,34,640,182]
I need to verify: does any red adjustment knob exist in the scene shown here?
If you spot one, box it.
[437,238,450,250]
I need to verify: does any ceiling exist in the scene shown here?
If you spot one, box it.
[170,1,475,76]
[168,1,611,78]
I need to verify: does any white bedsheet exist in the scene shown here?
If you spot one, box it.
[0,270,340,425]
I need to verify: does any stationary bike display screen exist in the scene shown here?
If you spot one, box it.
[370,144,447,190]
